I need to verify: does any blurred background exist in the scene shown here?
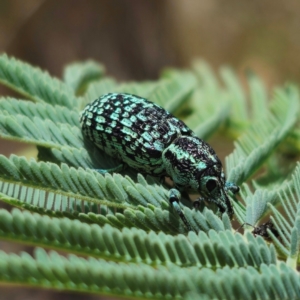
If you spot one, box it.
[2,0,300,85]
[0,0,300,299]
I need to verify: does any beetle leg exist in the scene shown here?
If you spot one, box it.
[95,164,125,174]
[169,188,192,232]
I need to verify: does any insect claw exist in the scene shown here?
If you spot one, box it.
[193,200,201,209]
[225,182,240,194]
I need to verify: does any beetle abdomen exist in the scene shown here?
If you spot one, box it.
[80,93,193,175]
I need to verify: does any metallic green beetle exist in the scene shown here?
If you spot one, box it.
[80,93,239,230]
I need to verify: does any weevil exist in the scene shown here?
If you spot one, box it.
[80,93,239,231]
[252,220,280,241]
[236,220,280,241]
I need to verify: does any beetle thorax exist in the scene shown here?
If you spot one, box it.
[162,136,223,192]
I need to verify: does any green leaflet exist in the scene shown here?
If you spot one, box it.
[0,55,299,298]
[184,88,230,140]
[220,67,248,128]
[247,71,268,120]
[0,155,135,209]
[63,60,105,95]
[0,247,297,299]
[234,174,292,225]
[117,80,158,98]
[0,114,83,148]
[83,77,118,106]
[0,154,185,231]
[264,163,300,264]
[193,60,248,135]
[226,85,299,186]
[10,191,219,234]
[148,69,198,113]
[83,70,197,114]
[0,208,276,269]
[0,53,78,108]
[0,97,79,126]
[0,97,83,149]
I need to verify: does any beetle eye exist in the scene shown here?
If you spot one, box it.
[206,179,217,192]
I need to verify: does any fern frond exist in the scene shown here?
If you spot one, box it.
[0,154,232,233]
[0,56,299,299]
[0,186,119,218]
[0,151,247,233]
[84,79,158,109]
[63,60,105,94]
[148,70,197,113]
[0,183,223,234]
[220,67,248,128]
[0,209,276,269]
[247,71,268,120]
[0,247,297,299]
[83,79,159,110]
[0,54,77,108]
[80,204,231,234]
[0,97,79,126]
[0,113,82,148]
[117,81,158,98]
[84,70,196,116]
[226,85,299,186]
[0,155,136,209]
[193,61,281,138]
[264,163,300,265]
[41,143,120,169]
[0,154,185,231]
[193,60,249,134]
[83,77,118,106]
[192,60,220,93]
[184,88,230,139]
[234,175,292,224]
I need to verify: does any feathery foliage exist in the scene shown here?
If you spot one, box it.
[0,54,299,299]
[63,60,105,95]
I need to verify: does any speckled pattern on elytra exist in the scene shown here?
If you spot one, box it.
[80,93,239,229]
